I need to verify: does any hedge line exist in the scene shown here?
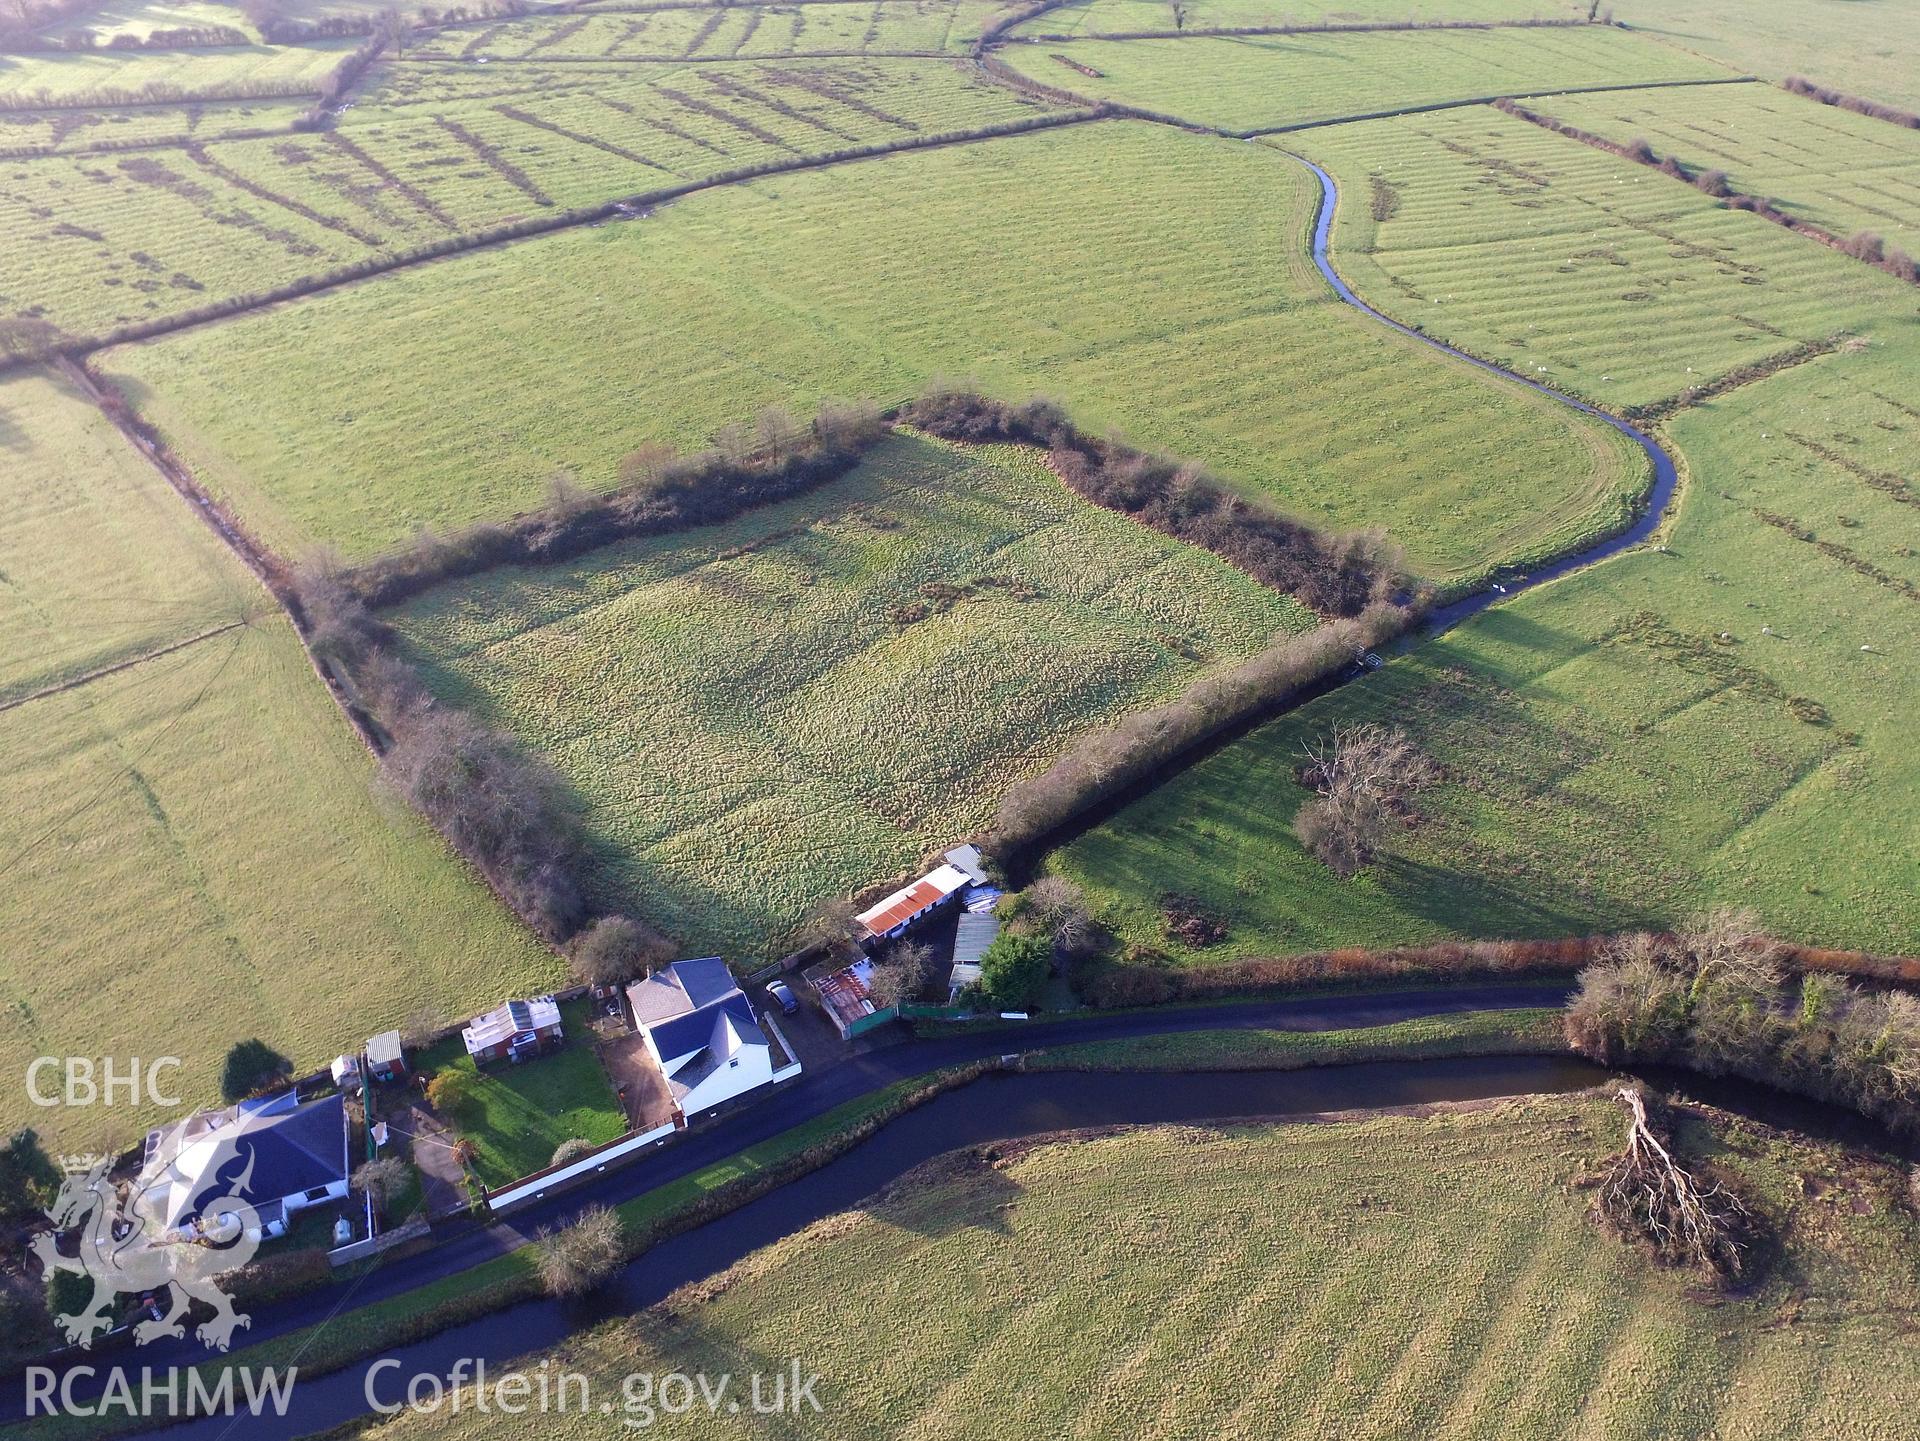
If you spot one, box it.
[1495,97,1919,288]
[340,404,891,607]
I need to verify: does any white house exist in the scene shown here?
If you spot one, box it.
[627,958,790,1120]
[137,1091,351,1243]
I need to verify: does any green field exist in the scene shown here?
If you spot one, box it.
[102,120,1635,577]
[1054,327,1920,957]
[416,1000,626,1187]
[0,367,256,701]
[0,97,313,154]
[1017,0,1588,34]
[1290,104,1918,411]
[361,1096,1920,1440]
[387,432,1315,958]
[405,0,1010,59]
[995,24,1733,131]
[0,55,1057,338]
[0,39,349,106]
[1610,0,1920,112]
[0,366,561,1151]
[1536,82,1920,244]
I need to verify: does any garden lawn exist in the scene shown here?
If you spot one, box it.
[103,119,1635,579]
[1051,330,1920,957]
[388,432,1315,960]
[416,1001,627,1188]
[0,367,560,1153]
[1534,81,1920,246]
[994,24,1734,131]
[360,1095,1920,1441]
[1288,104,1920,412]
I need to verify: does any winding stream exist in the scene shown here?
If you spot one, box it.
[1289,153,1681,632]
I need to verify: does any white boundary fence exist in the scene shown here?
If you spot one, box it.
[486,1119,679,1214]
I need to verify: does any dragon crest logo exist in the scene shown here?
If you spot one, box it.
[32,1132,263,1352]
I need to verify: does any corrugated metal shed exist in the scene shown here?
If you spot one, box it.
[948,910,1000,998]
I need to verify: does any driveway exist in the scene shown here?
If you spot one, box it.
[755,976,847,1073]
[383,1099,469,1222]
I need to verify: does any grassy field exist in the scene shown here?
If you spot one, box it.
[362,1095,1920,1440]
[1610,0,1920,112]
[1535,81,1920,245]
[0,97,314,153]
[387,432,1315,958]
[30,0,258,44]
[0,145,386,340]
[994,24,1734,131]
[1052,327,1920,957]
[0,366,561,1152]
[0,55,1057,338]
[0,366,255,702]
[103,120,1635,577]
[1017,0,1590,34]
[0,39,350,106]
[405,0,1011,59]
[415,1000,626,1187]
[1290,104,1917,411]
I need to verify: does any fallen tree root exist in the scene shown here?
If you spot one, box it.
[1599,1086,1757,1282]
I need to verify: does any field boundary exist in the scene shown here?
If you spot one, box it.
[1622,336,1845,422]
[1018,16,1597,42]
[0,619,249,714]
[1236,74,1757,138]
[53,357,391,756]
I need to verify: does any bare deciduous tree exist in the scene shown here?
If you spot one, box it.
[534,1204,624,1297]
[351,1157,412,1218]
[568,914,674,988]
[617,441,677,493]
[866,942,936,1010]
[1293,723,1437,876]
[1025,876,1097,958]
[791,896,857,953]
[1681,907,1784,998]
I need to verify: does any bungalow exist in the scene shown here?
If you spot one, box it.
[626,958,784,1120]
[462,995,563,1066]
[137,1091,350,1244]
[857,862,971,944]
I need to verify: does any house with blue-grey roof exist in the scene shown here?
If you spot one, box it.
[626,958,783,1120]
[137,1090,350,1243]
